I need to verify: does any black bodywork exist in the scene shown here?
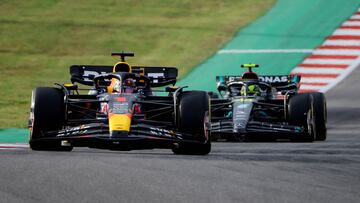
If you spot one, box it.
[29,53,211,153]
[211,74,311,141]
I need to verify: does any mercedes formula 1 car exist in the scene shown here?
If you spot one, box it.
[29,52,211,155]
[210,64,327,142]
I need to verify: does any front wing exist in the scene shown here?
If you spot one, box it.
[31,123,206,150]
[211,120,308,139]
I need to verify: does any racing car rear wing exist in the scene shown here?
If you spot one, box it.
[216,75,301,90]
[70,65,178,87]
[259,75,301,86]
[217,75,300,84]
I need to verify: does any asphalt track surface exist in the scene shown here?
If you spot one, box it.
[1,70,360,203]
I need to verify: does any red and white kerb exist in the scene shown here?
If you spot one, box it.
[292,9,360,92]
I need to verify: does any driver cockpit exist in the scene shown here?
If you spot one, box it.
[225,81,272,98]
[218,63,274,99]
[107,77,138,94]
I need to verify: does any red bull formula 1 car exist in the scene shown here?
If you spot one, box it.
[211,64,327,142]
[29,52,211,155]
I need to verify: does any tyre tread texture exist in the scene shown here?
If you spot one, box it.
[172,91,211,155]
[310,92,327,141]
[30,87,72,151]
[288,93,314,142]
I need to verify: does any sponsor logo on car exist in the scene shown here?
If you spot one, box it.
[149,127,175,137]
[82,70,108,82]
[58,125,88,136]
[259,76,288,83]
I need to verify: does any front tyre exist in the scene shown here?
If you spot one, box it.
[288,93,315,142]
[309,92,327,141]
[29,87,72,151]
[172,91,211,155]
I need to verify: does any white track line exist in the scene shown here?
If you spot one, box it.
[323,39,360,46]
[321,56,360,92]
[350,15,360,19]
[299,77,337,83]
[292,67,345,74]
[217,10,360,94]
[313,49,360,55]
[292,9,360,93]
[333,29,360,35]
[302,58,355,65]
[217,49,314,54]
[343,21,360,26]
[298,85,322,90]
[0,143,29,149]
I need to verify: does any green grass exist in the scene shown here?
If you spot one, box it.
[0,0,275,127]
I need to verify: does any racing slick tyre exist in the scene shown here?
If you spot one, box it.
[29,87,73,151]
[309,92,327,141]
[288,93,316,142]
[172,91,211,155]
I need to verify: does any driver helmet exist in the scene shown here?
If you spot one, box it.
[241,84,260,96]
[108,78,137,93]
[109,78,122,93]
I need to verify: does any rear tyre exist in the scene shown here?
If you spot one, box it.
[172,91,211,155]
[29,87,73,151]
[309,92,327,141]
[288,93,315,142]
